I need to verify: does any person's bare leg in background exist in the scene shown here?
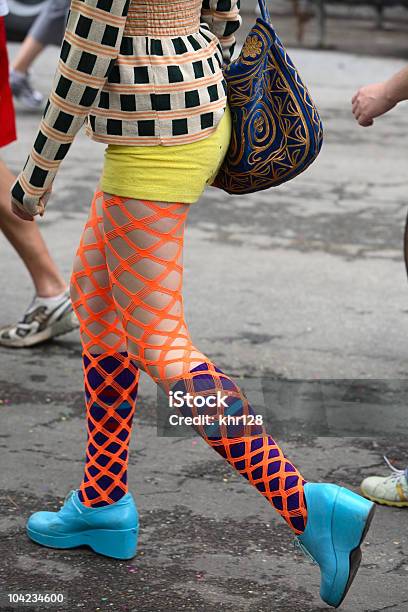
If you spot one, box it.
[0,158,77,347]
[0,158,65,297]
[12,35,43,75]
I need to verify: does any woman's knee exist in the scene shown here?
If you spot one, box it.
[126,330,200,381]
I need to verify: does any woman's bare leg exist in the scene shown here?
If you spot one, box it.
[11,36,44,75]
[0,158,65,297]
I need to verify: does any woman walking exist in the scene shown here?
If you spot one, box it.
[11,1,375,607]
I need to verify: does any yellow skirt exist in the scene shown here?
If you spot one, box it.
[100,106,232,204]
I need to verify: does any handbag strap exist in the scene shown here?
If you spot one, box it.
[258,0,271,21]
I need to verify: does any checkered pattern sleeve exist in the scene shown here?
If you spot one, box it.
[200,0,241,64]
[11,0,129,216]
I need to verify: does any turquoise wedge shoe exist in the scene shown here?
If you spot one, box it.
[26,490,139,560]
[297,483,375,608]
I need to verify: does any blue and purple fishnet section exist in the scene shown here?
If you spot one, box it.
[79,352,139,508]
[170,362,307,533]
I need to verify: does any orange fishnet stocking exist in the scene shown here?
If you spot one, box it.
[100,194,308,533]
[70,192,140,507]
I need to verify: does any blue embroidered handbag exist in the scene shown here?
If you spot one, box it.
[213,0,323,195]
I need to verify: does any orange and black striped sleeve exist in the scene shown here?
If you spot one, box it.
[12,0,130,216]
[200,0,241,64]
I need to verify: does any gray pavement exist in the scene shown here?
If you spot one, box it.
[1,33,408,612]
[266,2,408,57]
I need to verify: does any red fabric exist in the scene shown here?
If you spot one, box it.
[0,17,17,148]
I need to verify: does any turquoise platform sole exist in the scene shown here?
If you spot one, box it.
[298,483,376,608]
[26,491,139,560]
[27,525,138,560]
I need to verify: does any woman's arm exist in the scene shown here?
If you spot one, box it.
[201,0,242,65]
[352,66,408,127]
[11,0,129,217]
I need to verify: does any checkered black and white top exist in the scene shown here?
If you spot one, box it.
[12,0,241,215]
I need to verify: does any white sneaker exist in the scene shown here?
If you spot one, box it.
[0,290,79,348]
[361,457,408,507]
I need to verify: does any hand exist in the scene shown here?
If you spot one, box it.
[11,199,34,222]
[352,82,397,127]
[11,185,52,221]
[37,187,52,216]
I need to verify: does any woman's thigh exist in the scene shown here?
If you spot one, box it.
[71,190,127,353]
